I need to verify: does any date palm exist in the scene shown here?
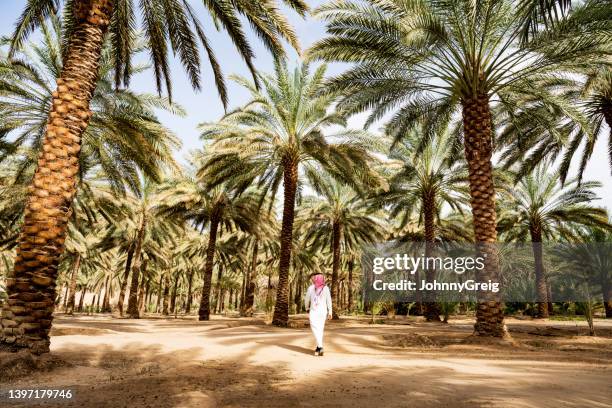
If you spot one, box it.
[0,21,181,195]
[497,162,611,317]
[156,170,258,321]
[377,129,468,321]
[97,178,182,318]
[2,0,306,354]
[201,60,383,326]
[308,0,607,337]
[301,176,386,319]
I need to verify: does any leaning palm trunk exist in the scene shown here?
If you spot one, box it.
[461,94,506,338]
[330,221,341,320]
[127,213,147,318]
[423,192,441,322]
[198,214,220,320]
[66,253,82,315]
[117,244,135,315]
[0,0,113,354]
[272,160,298,327]
[529,226,549,318]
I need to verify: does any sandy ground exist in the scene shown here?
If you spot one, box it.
[1,314,611,408]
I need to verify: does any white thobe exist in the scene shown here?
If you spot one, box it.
[304,285,332,348]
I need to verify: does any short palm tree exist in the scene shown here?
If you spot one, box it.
[2,0,306,354]
[201,59,383,326]
[498,163,611,317]
[301,176,386,319]
[308,0,607,337]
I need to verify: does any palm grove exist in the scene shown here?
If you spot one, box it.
[0,0,611,355]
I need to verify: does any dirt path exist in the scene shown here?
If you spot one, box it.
[1,315,611,407]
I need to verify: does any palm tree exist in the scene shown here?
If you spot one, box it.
[301,176,386,319]
[2,0,306,354]
[156,169,257,321]
[308,0,607,337]
[0,22,182,196]
[201,60,383,326]
[378,130,468,321]
[498,163,611,317]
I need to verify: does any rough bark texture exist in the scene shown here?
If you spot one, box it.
[529,225,549,318]
[272,159,298,327]
[198,213,220,320]
[127,213,147,318]
[330,221,341,320]
[423,190,441,322]
[0,0,114,354]
[65,253,81,315]
[241,240,258,317]
[117,244,134,316]
[461,94,506,338]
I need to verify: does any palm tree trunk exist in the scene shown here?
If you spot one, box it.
[347,258,354,313]
[139,270,149,314]
[66,253,82,315]
[117,244,135,316]
[170,273,179,314]
[214,264,223,314]
[96,286,103,310]
[186,270,195,314]
[294,269,303,314]
[331,221,342,320]
[601,268,612,318]
[423,191,441,322]
[241,239,259,317]
[199,213,220,320]
[162,274,170,316]
[77,285,87,313]
[62,285,70,310]
[461,94,506,338]
[127,213,147,318]
[102,275,112,313]
[0,1,114,353]
[529,225,549,318]
[273,160,298,327]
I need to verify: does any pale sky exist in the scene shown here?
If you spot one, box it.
[1,0,610,210]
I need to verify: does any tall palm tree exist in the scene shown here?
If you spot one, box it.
[2,0,306,354]
[301,176,386,319]
[308,0,607,337]
[377,130,468,321]
[498,163,611,317]
[201,59,383,326]
[156,170,257,321]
